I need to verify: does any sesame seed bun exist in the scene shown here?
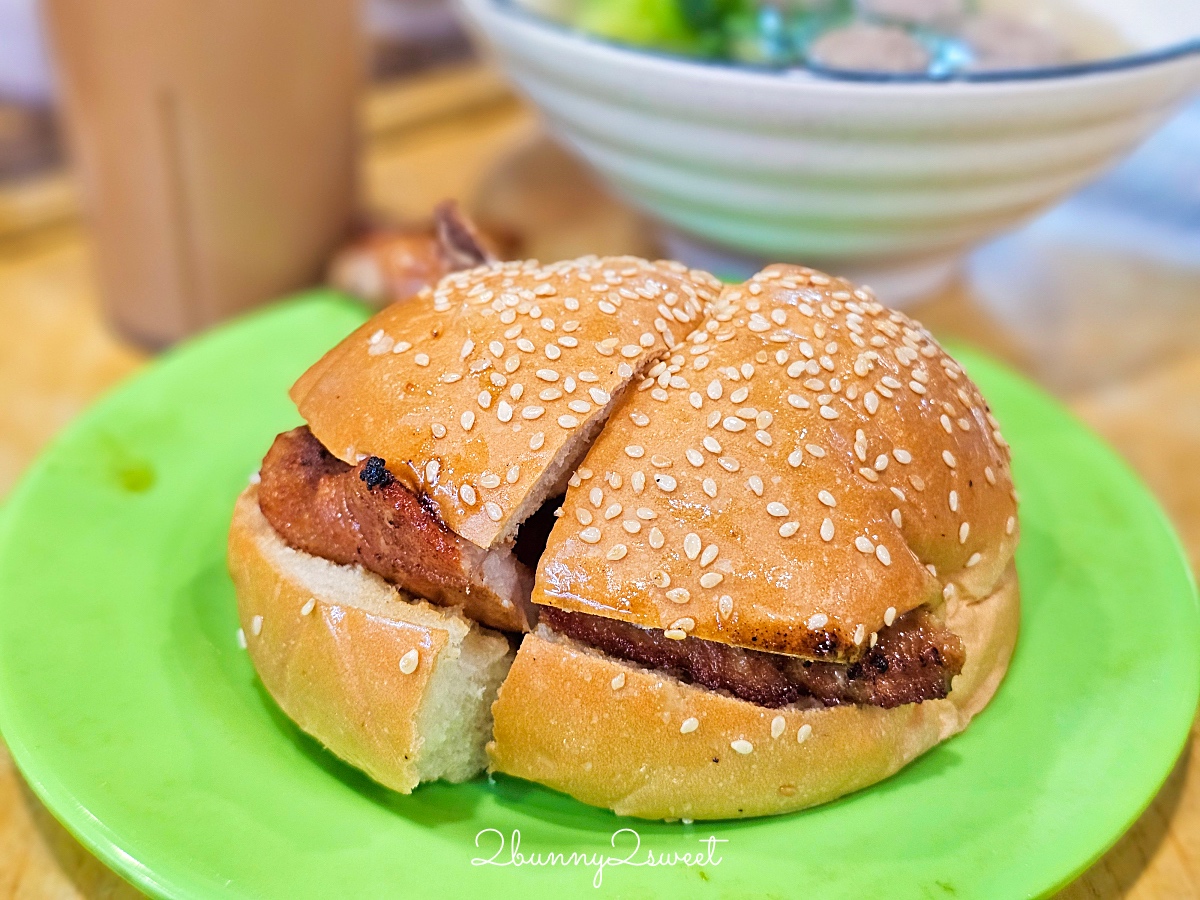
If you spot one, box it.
[292,256,721,550]
[488,563,1019,820]
[534,265,1019,661]
[228,488,515,793]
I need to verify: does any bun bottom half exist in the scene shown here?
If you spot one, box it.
[488,566,1019,820]
[228,487,514,794]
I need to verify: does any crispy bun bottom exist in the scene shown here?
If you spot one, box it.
[488,564,1019,820]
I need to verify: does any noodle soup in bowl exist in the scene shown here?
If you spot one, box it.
[459,0,1200,302]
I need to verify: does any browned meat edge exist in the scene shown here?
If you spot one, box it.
[540,606,965,709]
[257,426,534,633]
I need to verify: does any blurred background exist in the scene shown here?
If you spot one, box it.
[0,0,1198,896]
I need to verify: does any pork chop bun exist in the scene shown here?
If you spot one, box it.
[228,255,1019,818]
[229,254,721,792]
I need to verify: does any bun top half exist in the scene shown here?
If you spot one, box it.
[533,264,1018,662]
[291,256,722,549]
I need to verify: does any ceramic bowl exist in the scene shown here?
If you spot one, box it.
[458,0,1200,301]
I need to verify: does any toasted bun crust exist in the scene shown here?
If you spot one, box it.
[228,488,514,793]
[291,256,722,550]
[489,563,1019,820]
[534,265,1018,660]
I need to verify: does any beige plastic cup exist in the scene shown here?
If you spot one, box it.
[43,0,363,347]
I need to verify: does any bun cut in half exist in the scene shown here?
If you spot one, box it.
[488,264,1020,818]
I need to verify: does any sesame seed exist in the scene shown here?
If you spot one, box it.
[819,406,839,420]
[431,423,447,439]
[818,491,837,508]
[460,411,476,431]
[251,614,263,636]
[604,503,622,520]
[460,484,478,506]
[884,607,896,626]
[700,572,724,588]
[703,436,722,454]
[1006,516,1016,535]
[580,527,601,544]
[855,536,874,553]
[891,508,902,527]
[680,717,700,734]
[985,466,997,485]
[655,474,677,492]
[236,628,247,649]
[703,478,717,497]
[959,522,970,543]
[480,472,501,489]
[670,617,696,632]
[611,672,626,690]
[649,527,665,548]
[797,724,813,744]
[876,545,892,566]
[700,545,718,566]
[636,507,656,520]
[414,353,430,366]
[718,595,733,618]
[664,629,687,640]
[807,613,828,629]
[625,444,644,458]
[589,387,611,405]
[893,449,912,464]
[536,368,559,382]
[723,417,746,433]
[529,432,545,451]
[507,465,521,484]
[767,502,789,517]
[558,414,579,428]
[943,450,957,468]
[967,552,983,567]
[731,739,754,755]
[854,624,865,645]
[772,716,786,739]
[820,518,834,541]
[685,449,704,467]
[779,521,799,538]
[398,648,420,674]
[485,502,503,522]
[684,533,701,560]
[650,570,671,588]
[301,597,316,616]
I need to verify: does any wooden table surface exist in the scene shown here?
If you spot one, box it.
[0,67,1196,898]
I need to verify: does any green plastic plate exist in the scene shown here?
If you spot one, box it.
[0,292,1196,899]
